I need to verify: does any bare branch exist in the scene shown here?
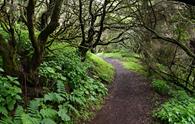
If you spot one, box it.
[144,26,195,59]
[93,0,108,47]
[38,0,64,43]
[78,0,86,44]
[26,0,39,52]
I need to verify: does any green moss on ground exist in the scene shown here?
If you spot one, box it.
[99,52,145,75]
[87,53,115,83]
[122,60,145,74]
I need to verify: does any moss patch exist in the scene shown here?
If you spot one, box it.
[100,52,145,75]
[87,53,115,83]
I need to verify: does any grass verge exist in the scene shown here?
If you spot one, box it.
[87,52,115,83]
[98,52,145,75]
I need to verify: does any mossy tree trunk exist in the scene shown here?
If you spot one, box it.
[78,0,108,61]
[0,0,64,102]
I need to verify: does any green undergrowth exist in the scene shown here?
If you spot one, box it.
[152,79,170,96]
[87,53,115,83]
[0,43,115,124]
[152,79,195,124]
[98,51,145,75]
[100,51,195,124]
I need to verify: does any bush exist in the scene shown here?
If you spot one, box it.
[0,75,22,118]
[38,44,108,122]
[152,80,170,95]
[0,43,109,124]
[153,93,195,124]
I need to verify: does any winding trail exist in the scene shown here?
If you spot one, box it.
[89,59,157,124]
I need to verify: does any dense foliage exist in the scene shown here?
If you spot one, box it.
[151,80,170,95]
[0,44,114,123]
[153,89,195,124]
[155,98,195,124]
[1,0,195,123]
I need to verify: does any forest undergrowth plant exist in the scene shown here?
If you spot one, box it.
[0,74,22,121]
[153,91,195,124]
[0,44,108,124]
[152,80,170,95]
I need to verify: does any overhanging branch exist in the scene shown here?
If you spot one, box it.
[174,0,195,6]
[144,26,195,59]
[38,0,64,44]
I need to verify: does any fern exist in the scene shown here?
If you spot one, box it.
[27,100,42,119]
[13,106,24,124]
[58,105,71,122]
[40,108,57,119]
[0,117,14,124]
[44,92,65,103]
[56,81,66,94]
[40,118,56,124]
[65,103,79,116]
[21,113,40,124]
[0,106,8,116]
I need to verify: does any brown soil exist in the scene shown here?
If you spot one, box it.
[88,59,161,124]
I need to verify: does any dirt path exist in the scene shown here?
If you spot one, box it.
[89,59,157,124]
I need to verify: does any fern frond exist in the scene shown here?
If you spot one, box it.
[56,81,66,94]
[40,118,56,124]
[44,92,65,103]
[0,117,14,124]
[27,100,41,119]
[40,108,57,119]
[21,113,40,124]
[57,105,71,122]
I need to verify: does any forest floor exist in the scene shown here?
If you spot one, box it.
[89,58,162,124]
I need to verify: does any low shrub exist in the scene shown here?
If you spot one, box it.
[0,75,22,119]
[153,92,195,124]
[152,80,170,95]
[0,43,109,124]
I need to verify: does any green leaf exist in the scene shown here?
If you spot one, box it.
[0,68,4,72]
[21,113,39,124]
[41,118,56,124]
[0,106,8,116]
[44,93,64,103]
[40,108,57,119]
[56,81,66,93]
[0,117,14,124]
[29,99,42,110]
[7,99,16,111]
[58,106,71,122]
[14,105,24,121]
[6,76,17,82]
[66,104,79,116]
[45,67,55,74]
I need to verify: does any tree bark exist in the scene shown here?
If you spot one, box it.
[0,34,19,76]
[78,0,108,61]
[26,0,64,73]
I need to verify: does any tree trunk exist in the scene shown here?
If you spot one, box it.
[78,43,89,62]
[2,50,19,76]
